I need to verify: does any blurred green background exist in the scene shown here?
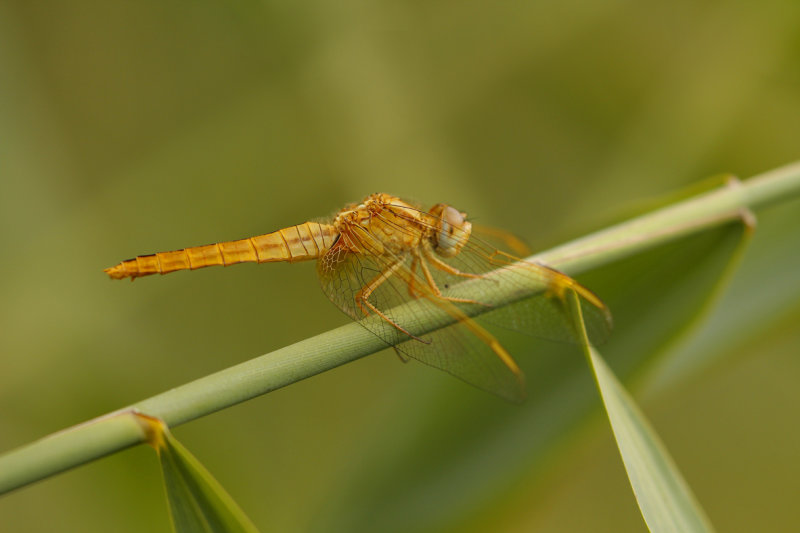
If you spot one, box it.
[1,1,799,532]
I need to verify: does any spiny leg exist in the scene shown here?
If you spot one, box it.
[398,264,523,380]
[537,263,606,311]
[354,257,429,344]
[392,347,410,363]
[354,258,403,315]
[417,250,492,307]
[425,250,485,280]
[388,262,523,381]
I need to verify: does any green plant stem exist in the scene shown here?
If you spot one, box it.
[1,161,800,495]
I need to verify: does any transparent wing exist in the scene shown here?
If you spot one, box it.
[436,246,613,346]
[375,205,613,346]
[316,205,612,402]
[317,230,526,402]
[471,223,533,257]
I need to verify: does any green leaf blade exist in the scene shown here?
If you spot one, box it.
[157,430,261,533]
[569,290,715,532]
[588,348,714,532]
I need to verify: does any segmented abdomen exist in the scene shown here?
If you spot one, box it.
[104,222,338,280]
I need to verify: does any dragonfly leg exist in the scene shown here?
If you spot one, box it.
[425,251,485,280]
[418,250,491,308]
[396,262,523,382]
[354,258,430,344]
[540,265,606,311]
[392,347,410,363]
[486,249,517,262]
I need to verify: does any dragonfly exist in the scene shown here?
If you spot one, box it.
[105,193,611,402]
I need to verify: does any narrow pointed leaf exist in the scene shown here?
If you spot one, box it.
[156,429,261,533]
[569,290,715,533]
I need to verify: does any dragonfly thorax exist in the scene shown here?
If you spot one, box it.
[332,194,426,256]
[329,194,472,260]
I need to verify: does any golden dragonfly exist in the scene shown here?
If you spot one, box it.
[105,193,611,402]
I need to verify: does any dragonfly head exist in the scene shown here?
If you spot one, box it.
[430,204,472,257]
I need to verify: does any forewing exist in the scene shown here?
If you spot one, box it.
[317,235,525,402]
[425,237,613,346]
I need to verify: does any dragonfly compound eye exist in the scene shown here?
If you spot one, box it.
[436,206,472,257]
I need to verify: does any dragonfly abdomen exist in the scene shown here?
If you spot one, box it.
[104,222,338,280]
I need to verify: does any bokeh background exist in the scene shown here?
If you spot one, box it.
[2,1,799,532]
